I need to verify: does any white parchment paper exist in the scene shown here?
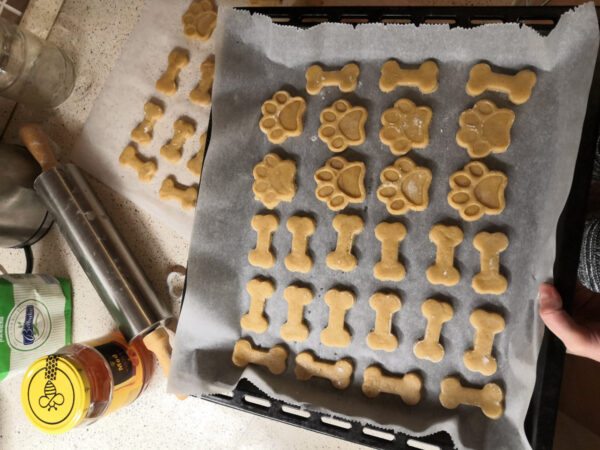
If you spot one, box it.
[71,0,217,238]
[170,4,599,449]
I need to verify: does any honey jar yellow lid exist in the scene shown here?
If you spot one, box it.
[21,355,91,434]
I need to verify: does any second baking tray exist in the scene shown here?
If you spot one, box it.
[196,6,600,450]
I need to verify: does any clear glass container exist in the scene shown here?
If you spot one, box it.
[0,17,75,108]
[21,332,154,434]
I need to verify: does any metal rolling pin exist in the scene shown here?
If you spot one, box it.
[19,124,183,397]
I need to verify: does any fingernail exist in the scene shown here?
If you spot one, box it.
[539,288,561,309]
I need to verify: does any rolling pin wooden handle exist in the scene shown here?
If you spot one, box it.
[18,123,58,171]
[143,326,187,400]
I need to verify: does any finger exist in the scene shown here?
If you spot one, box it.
[538,283,591,354]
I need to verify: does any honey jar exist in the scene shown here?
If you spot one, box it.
[21,331,154,434]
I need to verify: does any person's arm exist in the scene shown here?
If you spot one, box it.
[539,283,600,362]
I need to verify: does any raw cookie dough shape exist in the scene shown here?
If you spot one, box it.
[464,309,505,376]
[182,0,217,41]
[472,231,509,294]
[314,156,366,211]
[295,352,353,389]
[305,63,359,95]
[119,145,157,183]
[321,288,356,347]
[280,284,313,342]
[439,377,504,419]
[426,224,463,287]
[362,366,422,405]
[131,101,164,146]
[467,63,537,105]
[259,91,306,144]
[232,339,287,375]
[326,214,364,272]
[380,98,432,156]
[240,278,275,334]
[456,99,515,159]
[187,132,206,177]
[156,49,189,96]
[248,214,278,269]
[285,216,316,273]
[318,99,367,152]
[379,60,439,94]
[366,292,402,351]
[253,153,297,209]
[374,222,407,282]
[377,157,432,215]
[158,178,198,211]
[189,58,215,106]
[413,299,453,363]
[160,119,195,163]
[448,161,507,222]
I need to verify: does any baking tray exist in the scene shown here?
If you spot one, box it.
[194,7,600,449]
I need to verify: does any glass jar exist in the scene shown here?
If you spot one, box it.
[21,332,154,434]
[0,17,75,108]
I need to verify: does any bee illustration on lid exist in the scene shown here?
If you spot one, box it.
[39,380,64,411]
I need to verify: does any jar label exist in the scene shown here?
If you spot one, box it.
[94,341,134,386]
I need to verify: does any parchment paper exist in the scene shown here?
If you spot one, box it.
[170,4,599,449]
[71,0,217,238]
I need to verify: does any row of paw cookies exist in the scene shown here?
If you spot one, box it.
[249,213,509,294]
[118,2,218,211]
[231,338,504,420]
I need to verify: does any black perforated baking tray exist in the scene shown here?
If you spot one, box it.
[197,7,600,450]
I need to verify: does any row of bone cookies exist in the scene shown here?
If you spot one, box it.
[249,213,508,294]
[241,278,505,375]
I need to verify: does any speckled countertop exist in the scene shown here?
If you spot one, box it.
[0,0,597,449]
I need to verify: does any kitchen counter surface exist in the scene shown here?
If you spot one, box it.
[0,1,598,449]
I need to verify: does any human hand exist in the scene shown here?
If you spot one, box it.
[539,283,600,362]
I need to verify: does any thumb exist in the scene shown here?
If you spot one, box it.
[538,283,589,354]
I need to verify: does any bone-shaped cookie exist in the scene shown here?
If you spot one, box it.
[305,63,359,95]
[326,214,364,272]
[280,285,313,342]
[379,60,439,94]
[463,309,505,375]
[413,299,453,363]
[285,216,315,273]
[119,145,157,183]
[248,214,278,269]
[366,292,401,352]
[439,377,504,419]
[374,222,407,281]
[362,366,422,405]
[426,224,463,287]
[472,231,509,294]
[295,352,353,389]
[156,49,189,96]
[240,278,274,334]
[466,63,537,105]
[131,101,164,146]
[321,289,355,347]
[187,132,206,177]
[158,178,198,211]
[232,339,287,375]
[190,59,215,106]
[160,119,195,163]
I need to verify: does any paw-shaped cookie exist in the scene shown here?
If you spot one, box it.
[380,99,432,155]
[448,161,507,221]
[315,156,366,211]
[377,157,432,215]
[318,99,367,152]
[182,0,217,41]
[456,100,515,159]
[253,153,296,209]
[259,91,306,144]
